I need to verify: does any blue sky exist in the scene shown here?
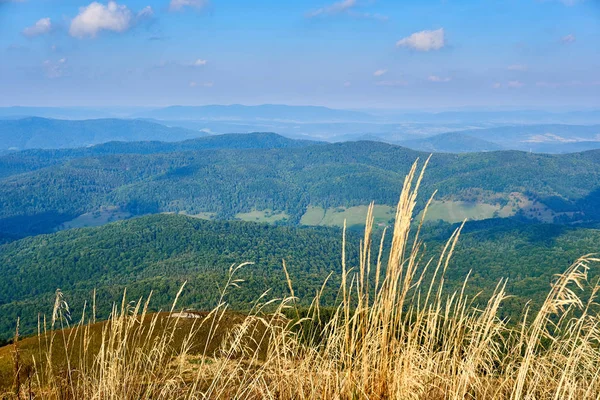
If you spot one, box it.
[0,0,598,109]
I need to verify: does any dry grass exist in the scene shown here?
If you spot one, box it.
[2,157,600,399]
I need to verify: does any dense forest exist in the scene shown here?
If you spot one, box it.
[1,213,599,340]
[1,135,600,238]
[0,214,355,339]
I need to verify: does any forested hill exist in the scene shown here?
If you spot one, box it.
[0,117,208,151]
[0,132,321,178]
[0,214,354,339]
[1,213,599,340]
[1,140,600,237]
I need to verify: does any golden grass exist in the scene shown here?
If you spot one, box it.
[3,157,600,399]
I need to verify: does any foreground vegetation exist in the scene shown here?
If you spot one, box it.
[2,159,600,399]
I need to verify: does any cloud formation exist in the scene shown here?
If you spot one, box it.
[23,18,52,37]
[396,28,445,51]
[428,75,451,82]
[137,6,154,18]
[306,0,356,17]
[373,69,387,77]
[561,34,576,44]
[192,59,207,66]
[70,1,133,38]
[169,0,208,12]
[306,0,388,21]
[43,58,67,78]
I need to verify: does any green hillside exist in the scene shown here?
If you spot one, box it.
[0,132,321,179]
[2,140,600,237]
[0,214,354,340]
[1,213,599,340]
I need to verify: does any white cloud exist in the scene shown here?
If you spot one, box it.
[23,18,52,37]
[192,59,207,66]
[343,81,351,87]
[306,0,388,20]
[561,34,576,44]
[42,57,67,78]
[507,64,528,71]
[306,0,356,17]
[396,28,445,52]
[70,1,133,38]
[375,80,407,87]
[169,0,208,12]
[428,75,451,82]
[137,6,154,18]
[373,69,387,77]
[189,81,197,87]
[507,80,524,88]
[492,82,502,89]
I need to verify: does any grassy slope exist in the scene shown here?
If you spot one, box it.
[0,311,252,392]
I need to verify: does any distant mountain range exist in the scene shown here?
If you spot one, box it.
[2,115,600,154]
[399,124,600,153]
[2,105,600,125]
[134,104,375,122]
[386,110,600,124]
[0,117,207,151]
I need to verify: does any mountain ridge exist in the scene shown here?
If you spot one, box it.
[0,117,208,151]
